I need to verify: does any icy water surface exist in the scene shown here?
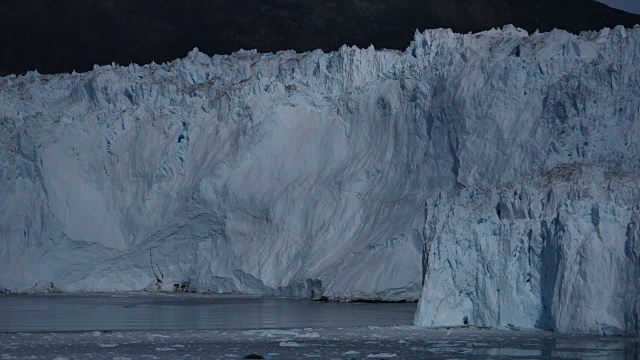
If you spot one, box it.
[1,294,638,359]
[1,326,638,359]
[0,293,416,332]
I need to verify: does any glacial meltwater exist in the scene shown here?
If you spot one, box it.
[0,293,415,332]
[0,293,638,359]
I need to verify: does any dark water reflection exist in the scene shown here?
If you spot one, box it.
[1,294,638,359]
[465,337,639,359]
[0,293,416,332]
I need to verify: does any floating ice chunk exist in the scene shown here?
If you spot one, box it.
[296,332,320,338]
[154,347,176,351]
[278,341,302,347]
[366,353,397,358]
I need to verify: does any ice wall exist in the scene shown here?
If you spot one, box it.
[1,36,435,300]
[410,25,640,335]
[0,23,639,319]
[415,165,640,336]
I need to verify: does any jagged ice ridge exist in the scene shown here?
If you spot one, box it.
[0,25,639,335]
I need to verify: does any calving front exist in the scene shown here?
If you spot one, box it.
[1,24,638,335]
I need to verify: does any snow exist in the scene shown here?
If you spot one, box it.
[1,24,639,334]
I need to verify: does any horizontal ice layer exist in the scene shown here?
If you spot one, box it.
[0,24,639,314]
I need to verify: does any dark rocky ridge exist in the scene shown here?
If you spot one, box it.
[1,0,640,75]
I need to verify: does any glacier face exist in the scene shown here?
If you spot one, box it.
[1,36,436,300]
[410,25,640,336]
[415,165,640,336]
[0,23,639,324]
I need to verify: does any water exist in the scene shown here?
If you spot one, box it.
[0,294,638,359]
[0,293,416,332]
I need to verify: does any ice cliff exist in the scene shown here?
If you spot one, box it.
[1,24,639,333]
[410,25,640,336]
[416,165,640,336]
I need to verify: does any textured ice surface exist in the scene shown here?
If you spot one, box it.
[415,165,640,336]
[409,26,640,336]
[1,24,639,321]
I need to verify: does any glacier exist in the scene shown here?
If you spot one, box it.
[1,24,639,334]
[416,165,640,336]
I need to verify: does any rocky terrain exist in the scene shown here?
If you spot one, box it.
[1,0,640,75]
